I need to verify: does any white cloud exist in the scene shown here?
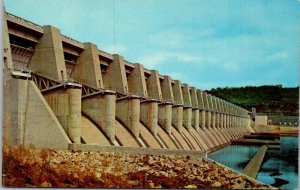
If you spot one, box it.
[137,51,207,69]
[265,51,289,62]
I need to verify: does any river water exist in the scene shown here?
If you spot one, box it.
[208,137,298,190]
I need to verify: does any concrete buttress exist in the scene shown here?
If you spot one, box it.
[28,26,67,81]
[72,43,103,88]
[105,54,128,92]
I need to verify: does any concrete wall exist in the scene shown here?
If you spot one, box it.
[255,116,268,126]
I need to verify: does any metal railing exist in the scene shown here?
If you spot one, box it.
[31,73,63,92]
[61,34,83,46]
[11,44,35,69]
[98,49,112,58]
[65,60,76,78]
[6,12,43,29]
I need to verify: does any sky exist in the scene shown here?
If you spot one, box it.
[4,0,300,90]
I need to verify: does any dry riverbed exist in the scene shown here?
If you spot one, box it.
[2,145,273,188]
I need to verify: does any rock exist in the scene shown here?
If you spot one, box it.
[211,181,222,187]
[225,173,239,179]
[184,184,197,188]
[127,180,139,187]
[232,183,245,189]
[271,178,289,187]
[40,181,52,187]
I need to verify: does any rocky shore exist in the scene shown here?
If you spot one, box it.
[2,145,274,189]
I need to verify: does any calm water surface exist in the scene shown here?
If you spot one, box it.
[208,137,298,190]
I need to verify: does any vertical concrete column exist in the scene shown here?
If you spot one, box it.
[172,80,184,132]
[222,101,227,128]
[3,79,29,145]
[206,94,213,129]
[44,87,82,144]
[200,111,206,129]
[104,94,116,140]
[182,84,192,130]
[172,106,183,132]
[202,92,209,128]
[140,102,158,135]
[72,43,103,88]
[212,96,219,128]
[3,17,13,70]
[82,93,116,142]
[228,103,232,128]
[116,98,140,138]
[197,90,205,129]
[104,54,128,92]
[224,114,227,128]
[147,70,163,100]
[226,103,231,130]
[44,92,68,133]
[216,98,223,128]
[143,70,164,135]
[211,96,227,144]
[220,113,224,128]
[66,88,82,143]
[127,63,148,97]
[159,76,174,133]
[190,87,199,131]
[207,94,216,128]
[28,25,67,81]
[158,104,172,134]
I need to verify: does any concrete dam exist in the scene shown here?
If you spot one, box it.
[3,12,254,153]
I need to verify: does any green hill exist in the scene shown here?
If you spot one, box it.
[207,85,299,116]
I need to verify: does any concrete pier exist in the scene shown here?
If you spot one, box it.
[243,145,268,179]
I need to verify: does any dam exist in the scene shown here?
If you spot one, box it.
[3,11,254,152]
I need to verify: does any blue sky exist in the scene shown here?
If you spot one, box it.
[4,0,300,90]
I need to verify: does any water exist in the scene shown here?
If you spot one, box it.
[208,137,298,190]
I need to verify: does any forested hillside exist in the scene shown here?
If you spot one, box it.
[207,85,299,116]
